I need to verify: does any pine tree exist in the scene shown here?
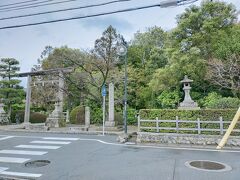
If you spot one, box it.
[0,58,25,119]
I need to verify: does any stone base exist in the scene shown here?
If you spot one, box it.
[137,132,240,147]
[178,101,200,110]
[22,122,31,129]
[105,121,115,127]
[45,118,59,128]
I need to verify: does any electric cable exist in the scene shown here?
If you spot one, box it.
[0,0,56,10]
[0,0,199,30]
[0,0,41,8]
[0,4,160,30]
[0,0,79,12]
[0,0,131,21]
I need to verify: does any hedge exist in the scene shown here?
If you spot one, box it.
[10,111,47,124]
[139,109,238,135]
[70,106,85,124]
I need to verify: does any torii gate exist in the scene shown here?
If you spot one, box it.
[18,67,73,127]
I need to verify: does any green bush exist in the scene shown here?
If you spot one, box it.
[70,106,85,124]
[10,111,47,124]
[207,97,240,109]
[139,109,238,135]
[127,108,137,125]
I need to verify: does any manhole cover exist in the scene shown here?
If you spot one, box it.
[185,160,232,172]
[25,160,50,168]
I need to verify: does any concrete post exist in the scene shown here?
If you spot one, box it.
[24,75,32,125]
[85,106,90,129]
[105,82,115,127]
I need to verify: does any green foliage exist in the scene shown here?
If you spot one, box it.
[205,97,240,109]
[10,111,47,124]
[139,109,237,121]
[0,58,25,117]
[139,109,238,134]
[157,90,180,109]
[90,107,102,125]
[70,106,85,124]
[127,108,137,125]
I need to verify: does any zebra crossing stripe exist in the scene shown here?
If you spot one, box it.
[0,150,47,155]
[0,167,8,173]
[0,171,42,178]
[0,157,30,163]
[31,140,71,145]
[16,145,61,149]
[0,136,14,141]
[43,137,79,141]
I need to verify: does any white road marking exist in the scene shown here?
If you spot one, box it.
[0,136,14,141]
[0,134,239,153]
[16,145,61,150]
[0,171,42,178]
[0,157,30,163]
[78,138,240,153]
[0,167,8,173]
[0,150,47,155]
[43,137,79,141]
[31,140,71,145]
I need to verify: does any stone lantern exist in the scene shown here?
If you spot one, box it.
[178,75,200,110]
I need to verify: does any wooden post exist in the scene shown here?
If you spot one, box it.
[197,118,201,135]
[176,116,179,133]
[217,107,240,149]
[156,117,159,133]
[219,116,223,135]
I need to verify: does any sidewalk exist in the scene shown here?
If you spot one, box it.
[0,124,138,135]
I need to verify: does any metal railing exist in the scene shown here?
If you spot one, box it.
[138,116,240,135]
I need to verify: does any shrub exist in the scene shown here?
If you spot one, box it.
[70,106,85,124]
[90,107,102,125]
[207,97,240,109]
[10,111,47,124]
[139,109,238,135]
[127,108,137,125]
[157,90,180,109]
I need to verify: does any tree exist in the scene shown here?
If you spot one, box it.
[206,24,240,97]
[0,58,25,118]
[172,0,237,58]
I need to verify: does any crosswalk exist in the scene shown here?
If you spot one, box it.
[0,135,79,179]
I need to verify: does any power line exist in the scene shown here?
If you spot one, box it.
[0,4,160,30]
[0,0,56,10]
[0,0,131,21]
[0,0,40,8]
[0,0,79,13]
[0,0,199,30]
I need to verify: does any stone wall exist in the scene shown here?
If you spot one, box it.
[137,132,240,147]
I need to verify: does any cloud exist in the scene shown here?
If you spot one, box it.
[81,16,133,31]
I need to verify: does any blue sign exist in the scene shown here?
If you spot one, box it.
[101,84,107,97]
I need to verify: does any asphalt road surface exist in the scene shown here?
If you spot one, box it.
[0,131,239,180]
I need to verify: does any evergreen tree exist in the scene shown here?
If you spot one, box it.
[0,58,25,118]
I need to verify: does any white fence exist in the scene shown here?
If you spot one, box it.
[138,116,240,135]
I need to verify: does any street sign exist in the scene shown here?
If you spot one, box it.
[101,84,107,97]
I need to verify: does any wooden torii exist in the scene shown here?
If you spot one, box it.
[17,68,73,127]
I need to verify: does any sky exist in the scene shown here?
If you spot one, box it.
[0,0,239,86]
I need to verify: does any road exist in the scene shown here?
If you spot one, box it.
[0,131,239,180]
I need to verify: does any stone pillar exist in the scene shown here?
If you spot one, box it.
[0,103,8,124]
[58,71,64,113]
[85,106,90,128]
[105,82,115,127]
[24,75,32,126]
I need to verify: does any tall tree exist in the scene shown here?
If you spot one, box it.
[0,58,24,118]
[172,0,237,58]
